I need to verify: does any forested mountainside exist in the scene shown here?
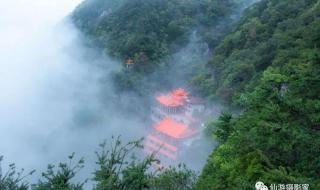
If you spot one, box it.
[196,0,320,189]
[72,0,254,93]
[1,0,320,189]
[73,0,239,62]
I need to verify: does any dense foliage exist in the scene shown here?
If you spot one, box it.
[73,0,238,62]
[72,0,248,93]
[196,0,320,189]
[192,0,320,100]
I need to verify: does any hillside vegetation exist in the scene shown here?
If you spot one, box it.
[72,0,251,93]
[196,0,320,189]
[73,0,238,62]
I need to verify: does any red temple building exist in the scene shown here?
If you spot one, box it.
[145,88,206,168]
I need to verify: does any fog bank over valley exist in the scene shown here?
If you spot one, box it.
[0,0,146,181]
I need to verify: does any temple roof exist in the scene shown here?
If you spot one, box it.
[156,95,184,107]
[153,118,197,139]
[171,88,189,100]
[156,88,189,107]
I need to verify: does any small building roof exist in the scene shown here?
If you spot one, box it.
[153,118,197,139]
[156,95,184,107]
[171,88,189,100]
[156,88,189,107]
[126,59,134,65]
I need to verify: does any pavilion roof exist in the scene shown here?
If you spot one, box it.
[153,118,197,139]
